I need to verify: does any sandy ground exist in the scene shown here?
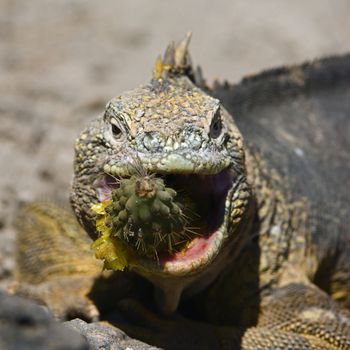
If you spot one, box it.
[1,0,350,283]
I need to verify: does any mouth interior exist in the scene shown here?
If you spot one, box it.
[162,169,233,236]
[96,168,233,261]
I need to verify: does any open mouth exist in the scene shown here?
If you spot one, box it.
[162,170,233,235]
[94,167,234,273]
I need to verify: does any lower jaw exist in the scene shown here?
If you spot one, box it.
[134,186,234,277]
[160,230,225,275]
[128,230,224,276]
[132,222,234,316]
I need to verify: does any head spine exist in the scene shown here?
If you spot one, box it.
[152,32,197,83]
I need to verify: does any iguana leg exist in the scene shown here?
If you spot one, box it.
[10,275,100,321]
[243,282,350,350]
[10,202,103,321]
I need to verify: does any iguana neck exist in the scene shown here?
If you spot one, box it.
[245,148,315,289]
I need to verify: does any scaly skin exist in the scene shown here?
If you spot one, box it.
[14,35,350,349]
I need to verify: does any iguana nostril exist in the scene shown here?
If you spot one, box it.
[143,132,164,151]
[181,127,203,150]
[187,134,202,150]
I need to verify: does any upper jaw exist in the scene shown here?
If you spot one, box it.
[102,149,232,177]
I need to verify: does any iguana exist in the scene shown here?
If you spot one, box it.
[13,34,350,349]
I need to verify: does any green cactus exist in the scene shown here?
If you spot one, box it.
[105,174,197,257]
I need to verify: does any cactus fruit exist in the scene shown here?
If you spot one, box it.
[107,174,195,257]
[91,173,200,268]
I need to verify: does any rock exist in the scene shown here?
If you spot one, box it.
[66,318,159,350]
[0,292,88,350]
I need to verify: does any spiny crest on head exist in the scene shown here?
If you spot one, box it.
[152,32,193,81]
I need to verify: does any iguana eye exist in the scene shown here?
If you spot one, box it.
[110,118,122,138]
[209,110,222,139]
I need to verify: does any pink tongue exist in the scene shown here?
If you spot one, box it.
[160,233,216,263]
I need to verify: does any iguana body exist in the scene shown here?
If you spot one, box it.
[14,35,350,349]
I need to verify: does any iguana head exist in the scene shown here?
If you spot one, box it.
[71,34,253,309]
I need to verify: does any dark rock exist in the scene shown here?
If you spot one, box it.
[66,318,159,350]
[0,292,88,350]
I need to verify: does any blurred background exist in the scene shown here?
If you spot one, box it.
[0,0,350,283]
